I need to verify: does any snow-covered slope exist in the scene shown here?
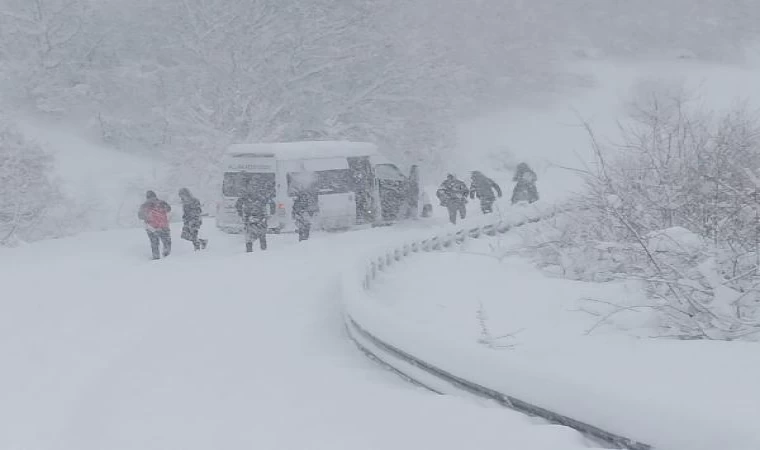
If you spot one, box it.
[457,58,760,203]
[364,239,760,450]
[0,223,596,450]
[16,119,168,231]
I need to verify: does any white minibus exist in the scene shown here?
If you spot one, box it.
[216,141,427,233]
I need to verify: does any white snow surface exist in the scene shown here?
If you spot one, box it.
[6,56,760,450]
[359,235,760,450]
[0,220,597,450]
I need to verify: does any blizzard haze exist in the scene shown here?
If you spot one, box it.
[1,1,760,238]
[2,2,760,450]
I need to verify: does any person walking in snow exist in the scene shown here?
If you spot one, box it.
[179,187,208,251]
[292,185,318,242]
[511,162,539,204]
[436,174,469,224]
[235,183,274,252]
[138,190,172,260]
[469,170,502,214]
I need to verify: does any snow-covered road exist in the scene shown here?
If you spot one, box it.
[0,222,596,450]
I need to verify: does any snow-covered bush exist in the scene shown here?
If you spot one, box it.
[517,92,760,340]
[0,120,61,245]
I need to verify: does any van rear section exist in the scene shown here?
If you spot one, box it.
[217,142,426,234]
[217,155,277,233]
[281,157,359,231]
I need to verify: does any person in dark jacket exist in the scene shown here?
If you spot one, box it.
[292,186,318,242]
[511,163,539,204]
[179,188,208,251]
[235,184,274,252]
[436,174,469,224]
[469,170,502,214]
[138,190,172,260]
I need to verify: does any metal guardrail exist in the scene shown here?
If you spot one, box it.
[342,209,653,450]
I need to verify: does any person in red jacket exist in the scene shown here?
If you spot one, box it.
[138,190,172,260]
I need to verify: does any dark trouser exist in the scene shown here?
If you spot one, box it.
[182,221,203,250]
[446,201,466,224]
[480,198,495,214]
[147,228,171,259]
[294,212,312,241]
[512,183,539,204]
[244,222,267,251]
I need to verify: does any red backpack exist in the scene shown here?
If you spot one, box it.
[146,203,169,229]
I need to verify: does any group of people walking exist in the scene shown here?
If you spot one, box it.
[436,163,538,224]
[137,163,538,258]
[137,188,208,260]
[137,180,317,259]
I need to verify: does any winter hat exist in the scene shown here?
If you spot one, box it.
[146,190,157,199]
[178,187,191,198]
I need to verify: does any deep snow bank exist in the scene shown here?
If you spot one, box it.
[358,241,760,450]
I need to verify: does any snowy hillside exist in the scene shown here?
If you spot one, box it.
[4,0,760,449]
[16,119,169,230]
[365,236,760,450]
[457,58,760,202]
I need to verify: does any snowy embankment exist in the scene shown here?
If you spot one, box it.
[457,58,760,206]
[0,218,596,450]
[15,119,169,231]
[351,220,760,450]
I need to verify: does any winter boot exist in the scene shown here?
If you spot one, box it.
[246,242,253,253]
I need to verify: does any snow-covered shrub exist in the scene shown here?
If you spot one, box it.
[0,120,61,245]
[517,92,760,340]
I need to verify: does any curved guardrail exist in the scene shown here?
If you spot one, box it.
[341,208,652,450]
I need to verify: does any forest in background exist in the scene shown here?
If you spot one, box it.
[1,0,759,242]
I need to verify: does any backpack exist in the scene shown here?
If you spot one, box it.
[146,203,169,229]
[521,171,537,184]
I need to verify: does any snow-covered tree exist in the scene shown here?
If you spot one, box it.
[522,90,760,340]
[0,119,59,245]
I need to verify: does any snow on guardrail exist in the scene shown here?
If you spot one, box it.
[340,204,652,450]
